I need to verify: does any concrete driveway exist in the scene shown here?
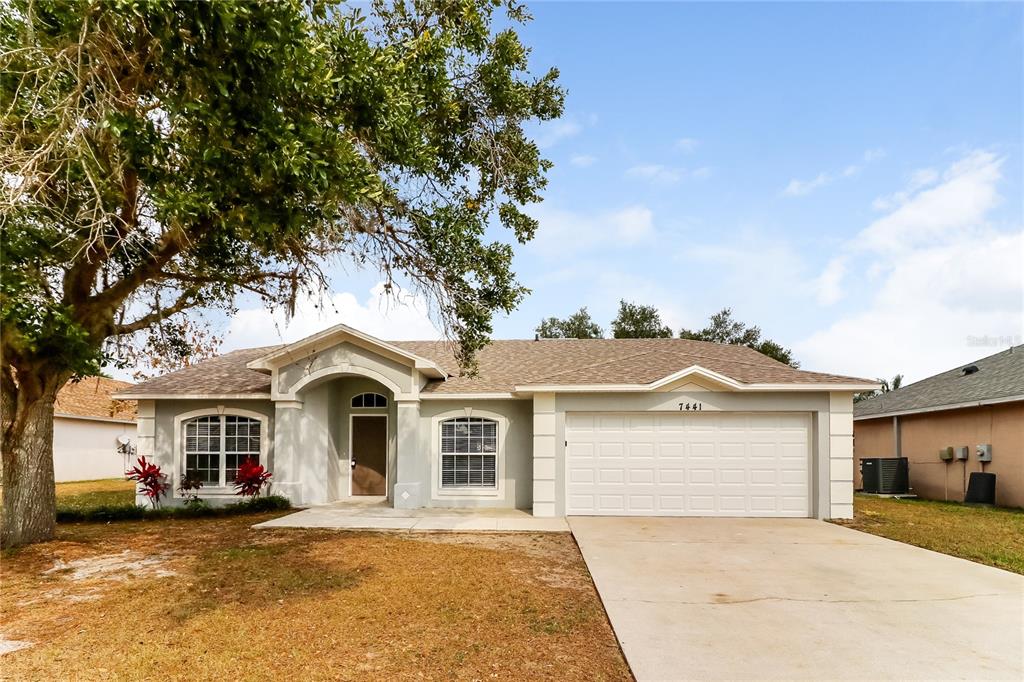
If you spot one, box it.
[570,517,1023,681]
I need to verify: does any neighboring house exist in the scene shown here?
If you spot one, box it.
[54,377,137,482]
[114,324,876,518]
[854,346,1023,508]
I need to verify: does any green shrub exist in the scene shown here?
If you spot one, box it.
[57,495,292,524]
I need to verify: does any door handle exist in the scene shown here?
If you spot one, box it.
[350,458,356,470]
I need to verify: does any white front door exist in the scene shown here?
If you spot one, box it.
[565,412,811,517]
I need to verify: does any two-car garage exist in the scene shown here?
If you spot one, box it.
[564,412,812,517]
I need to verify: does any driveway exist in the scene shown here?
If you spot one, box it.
[571,517,1024,681]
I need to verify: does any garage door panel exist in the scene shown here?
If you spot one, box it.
[566,412,810,518]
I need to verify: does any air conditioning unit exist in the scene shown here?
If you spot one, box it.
[860,457,909,494]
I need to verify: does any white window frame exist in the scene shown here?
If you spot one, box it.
[430,409,506,500]
[351,392,388,409]
[173,407,270,498]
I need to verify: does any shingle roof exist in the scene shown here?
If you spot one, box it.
[55,377,137,421]
[855,345,1024,419]
[119,337,872,398]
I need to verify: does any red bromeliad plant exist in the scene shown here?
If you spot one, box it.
[233,457,272,497]
[125,456,169,508]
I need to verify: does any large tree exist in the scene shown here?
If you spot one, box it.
[0,0,563,545]
[610,300,673,339]
[679,308,799,367]
[536,306,603,339]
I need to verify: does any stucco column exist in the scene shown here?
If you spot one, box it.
[393,399,423,509]
[531,393,557,517]
[272,402,306,504]
[135,400,156,507]
[828,392,855,519]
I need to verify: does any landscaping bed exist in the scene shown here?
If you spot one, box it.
[836,494,1024,575]
[2,483,629,680]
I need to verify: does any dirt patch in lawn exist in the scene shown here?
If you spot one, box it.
[835,494,1024,575]
[0,516,629,680]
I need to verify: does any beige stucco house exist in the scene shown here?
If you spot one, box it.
[115,324,877,518]
[854,345,1023,508]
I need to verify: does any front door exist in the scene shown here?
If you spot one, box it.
[351,415,387,495]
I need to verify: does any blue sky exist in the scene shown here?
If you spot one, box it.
[224,1,1024,383]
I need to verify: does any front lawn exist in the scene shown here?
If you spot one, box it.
[1,513,629,679]
[836,494,1024,575]
[55,478,135,511]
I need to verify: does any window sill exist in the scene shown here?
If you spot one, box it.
[435,486,500,498]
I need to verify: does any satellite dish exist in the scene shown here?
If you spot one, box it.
[116,435,132,446]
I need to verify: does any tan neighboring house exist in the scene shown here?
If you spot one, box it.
[854,346,1023,508]
[115,322,877,518]
[53,377,137,482]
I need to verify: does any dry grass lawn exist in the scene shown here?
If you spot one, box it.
[835,494,1024,575]
[54,478,136,511]
[1,513,629,680]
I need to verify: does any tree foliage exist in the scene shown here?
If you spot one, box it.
[679,308,799,367]
[0,0,563,545]
[536,307,603,339]
[610,300,673,339]
[854,374,903,403]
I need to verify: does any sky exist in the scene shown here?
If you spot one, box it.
[220,1,1024,385]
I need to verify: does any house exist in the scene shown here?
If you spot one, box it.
[854,345,1023,508]
[114,324,877,518]
[54,377,137,482]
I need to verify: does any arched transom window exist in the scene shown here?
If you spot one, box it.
[184,415,261,487]
[351,392,388,408]
[440,417,497,488]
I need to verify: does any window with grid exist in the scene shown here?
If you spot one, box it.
[184,415,262,487]
[440,417,497,488]
[351,392,388,408]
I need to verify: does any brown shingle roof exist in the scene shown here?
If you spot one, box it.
[55,377,137,421]
[120,338,872,397]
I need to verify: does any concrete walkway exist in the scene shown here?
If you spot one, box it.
[571,517,1024,681]
[254,502,568,532]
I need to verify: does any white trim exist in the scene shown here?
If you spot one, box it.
[115,393,270,401]
[172,407,270,499]
[244,323,446,378]
[274,363,409,402]
[854,394,1024,421]
[54,412,137,425]
[419,392,523,400]
[430,408,507,501]
[350,392,389,409]
[348,414,389,497]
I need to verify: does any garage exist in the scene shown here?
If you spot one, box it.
[565,412,811,517]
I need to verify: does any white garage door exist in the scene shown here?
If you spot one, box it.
[565,412,811,517]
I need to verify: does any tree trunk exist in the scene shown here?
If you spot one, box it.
[1,373,63,547]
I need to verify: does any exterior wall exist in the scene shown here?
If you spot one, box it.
[53,416,136,482]
[852,418,895,489]
[149,399,275,507]
[855,403,1024,508]
[327,378,397,502]
[277,341,415,397]
[418,399,534,509]
[533,389,851,520]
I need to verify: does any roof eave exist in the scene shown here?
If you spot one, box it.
[854,393,1024,421]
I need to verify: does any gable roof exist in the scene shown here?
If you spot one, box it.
[117,335,875,399]
[55,377,137,422]
[855,345,1024,420]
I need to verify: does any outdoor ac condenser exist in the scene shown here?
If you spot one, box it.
[860,458,910,494]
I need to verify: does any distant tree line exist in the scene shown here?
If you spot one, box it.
[535,302,799,367]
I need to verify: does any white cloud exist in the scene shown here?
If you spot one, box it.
[626,164,683,184]
[797,149,1022,382]
[224,283,441,350]
[569,154,597,168]
[783,148,886,197]
[535,119,582,149]
[525,203,657,256]
[872,167,940,211]
[783,172,831,196]
[675,137,699,153]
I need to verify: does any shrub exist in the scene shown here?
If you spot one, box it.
[233,457,272,497]
[56,495,292,523]
[178,473,204,506]
[125,457,169,508]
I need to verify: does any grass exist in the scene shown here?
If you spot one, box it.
[835,494,1024,575]
[2,483,630,680]
[55,478,135,511]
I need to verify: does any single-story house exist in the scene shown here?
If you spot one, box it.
[854,345,1023,508]
[54,377,137,482]
[114,324,877,518]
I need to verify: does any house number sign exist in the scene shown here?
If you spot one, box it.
[678,402,703,411]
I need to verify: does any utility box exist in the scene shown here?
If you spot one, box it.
[861,458,910,494]
[939,447,954,462]
[977,444,993,462]
[954,446,969,461]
